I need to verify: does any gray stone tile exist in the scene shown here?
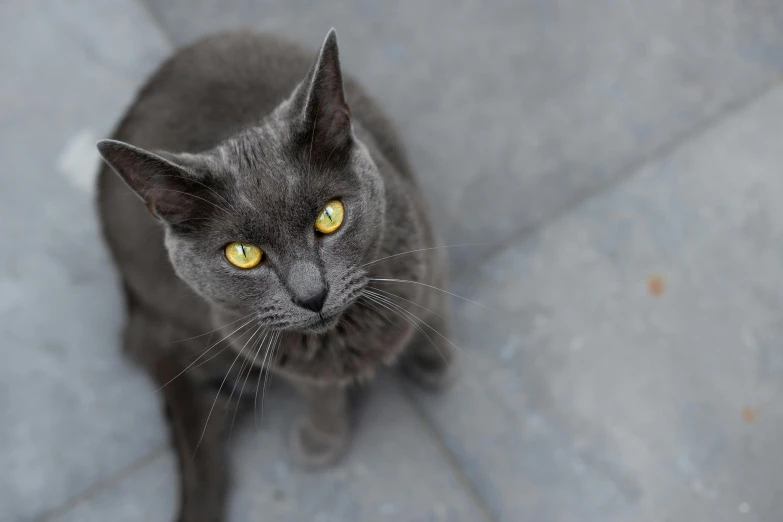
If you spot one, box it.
[52,375,486,522]
[409,84,783,521]
[0,1,170,520]
[142,0,783,268]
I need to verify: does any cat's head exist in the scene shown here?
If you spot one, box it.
[97,30,384,333]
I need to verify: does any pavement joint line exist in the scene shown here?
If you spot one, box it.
[35,445,169,522]
[451,74,783,283]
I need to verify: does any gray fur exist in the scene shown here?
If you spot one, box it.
[96,29,453,521]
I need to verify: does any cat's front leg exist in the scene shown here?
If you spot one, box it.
[125,306,233,522]
[286,378,349,469]
[153,354,234,522]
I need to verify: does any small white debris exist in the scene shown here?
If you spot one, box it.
[56,128,101,196]
[739,502,751,514]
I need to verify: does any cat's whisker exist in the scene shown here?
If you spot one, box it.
[362,242,494,268]
[362,293,448,364]
[149,173,240,215]
[253,330,278,429]
[369,277,490,310]
[365,291,472,362]
[131,204,238,250]
[357,297,402,334]
[156,311,256,349]
[226,328,269,408]
[193,323,263,458]
[366,286,445,319]
[168,215,237,230]
[133,215,235,249]
[138,167,235,216]
[154,316,258,393]
[323,131,349,165]
[224,325,265,408]
[147,188,233,216]
[257,332,282,430]
[226,337,256,407]
[228,329,270,441]
[189,339,238,373]
[254,338,272,430]
[307,102,320,174]
[368,290,471,360]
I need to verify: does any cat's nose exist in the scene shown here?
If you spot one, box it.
[287,261,329,312]
[293,286,329,312]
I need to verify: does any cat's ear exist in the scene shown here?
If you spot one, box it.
[293,29,353,156]
[97,139,215,227]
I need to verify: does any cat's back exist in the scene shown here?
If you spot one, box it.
[110,31,410,167]
[111,32,305,152]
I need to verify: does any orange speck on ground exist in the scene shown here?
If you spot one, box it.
[647,274,665,296]
[742,407,757,423]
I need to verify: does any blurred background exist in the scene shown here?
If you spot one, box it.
[3,0,783,520]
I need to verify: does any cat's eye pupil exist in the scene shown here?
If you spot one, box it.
[314,200,344,234]
[225,242,262,268]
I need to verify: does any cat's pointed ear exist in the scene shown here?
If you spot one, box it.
[97,139,215,228]
[294,29,352,156]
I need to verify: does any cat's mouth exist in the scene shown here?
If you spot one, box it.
[301,312,341,334]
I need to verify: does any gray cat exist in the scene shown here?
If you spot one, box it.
[96,29,455,521]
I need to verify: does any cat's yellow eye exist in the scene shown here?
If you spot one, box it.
[225,242,263,269]
[315,200,344,234]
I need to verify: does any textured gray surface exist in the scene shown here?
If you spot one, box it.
[3,0,783,520]
[412,84,783,522]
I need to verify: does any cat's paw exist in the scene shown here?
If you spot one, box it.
[400,354,458,392]
[176,502,223,522]
[176,514,219,522]
[288,417,349,470]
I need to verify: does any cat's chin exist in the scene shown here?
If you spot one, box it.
[298,313,342,334]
